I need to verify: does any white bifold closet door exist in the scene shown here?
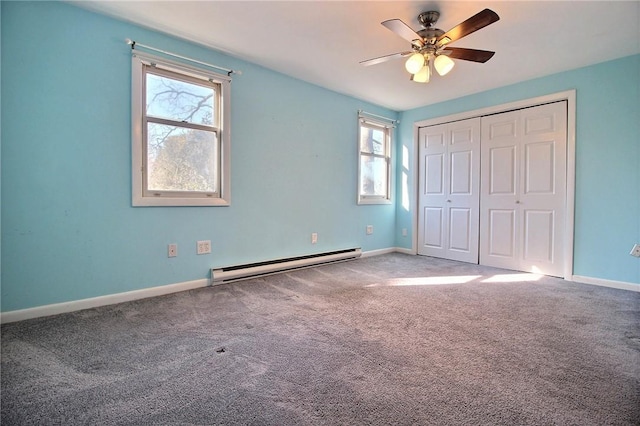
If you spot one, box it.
[418,118,480,263]
[480,101,567,277]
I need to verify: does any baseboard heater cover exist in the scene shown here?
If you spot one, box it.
[211,248,362,284]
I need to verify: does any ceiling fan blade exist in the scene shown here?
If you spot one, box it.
[442,47,495,63]
[382,19,424,46]
[360,51,413,67]
[437,9,499,47]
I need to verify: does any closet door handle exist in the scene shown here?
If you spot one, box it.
[516,200,521,204]
[447,199,451,203]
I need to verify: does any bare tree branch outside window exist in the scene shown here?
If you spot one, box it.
[145,71,219,192]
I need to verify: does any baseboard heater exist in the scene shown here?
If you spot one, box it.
[211,248,362,285]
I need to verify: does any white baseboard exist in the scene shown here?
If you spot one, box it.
[0,278,209,324]
[361,247,397,258]
[570,275,640,292]
[393,247,416,255]
[362,247,415,258]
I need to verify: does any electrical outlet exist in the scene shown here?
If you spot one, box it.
[168,244,177,258]
[630,244,640,258]
[197,240,211,255]
[311,233,318,244]
[402,228,408,237]
[366,225,374,235]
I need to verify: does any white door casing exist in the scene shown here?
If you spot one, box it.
[417,118,480,263]
[479,101,567,277]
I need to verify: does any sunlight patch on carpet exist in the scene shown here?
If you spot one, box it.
[370,275,482,287]
[482,273,543,283]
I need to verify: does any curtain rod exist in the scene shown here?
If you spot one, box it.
[358,109,399,124]
[126,39,242,76]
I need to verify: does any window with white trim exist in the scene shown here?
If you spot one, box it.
[131,52,231,206]
[357,116,392,204]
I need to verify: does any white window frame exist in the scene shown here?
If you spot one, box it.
[131,52,231,206]
[357,116,392,205]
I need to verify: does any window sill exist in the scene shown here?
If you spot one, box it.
[357,198,392,206]
[132,196,230,207]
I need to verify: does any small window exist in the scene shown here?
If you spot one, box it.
[358,117,392,204]
[132,53,231,206]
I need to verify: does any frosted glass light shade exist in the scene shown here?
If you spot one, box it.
[434,55,455,76]
[412,65,430,83]
[405,53,425,74]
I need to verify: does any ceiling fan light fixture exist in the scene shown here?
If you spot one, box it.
[434,54,455,76]
[364,9,499,82]
[405,53,425,74]
[412,65,430,83]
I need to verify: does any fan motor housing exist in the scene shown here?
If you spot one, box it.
[417,27,445,41]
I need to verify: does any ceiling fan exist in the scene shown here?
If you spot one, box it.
[361,8,499,83]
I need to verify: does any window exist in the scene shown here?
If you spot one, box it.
[358,116,392,204]
[131,52,231,206]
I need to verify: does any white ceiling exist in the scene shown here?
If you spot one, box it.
[72,0,640,111]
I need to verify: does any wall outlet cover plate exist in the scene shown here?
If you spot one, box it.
[197,240,211,255]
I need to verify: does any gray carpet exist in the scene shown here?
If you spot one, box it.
[2,253,639,425]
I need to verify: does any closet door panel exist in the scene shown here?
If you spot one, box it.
[480,101,567,276]
[418,118,480,263]
[418,126,448,258]
[488,209,516,258]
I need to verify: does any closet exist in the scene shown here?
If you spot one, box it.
[417,101,568,277]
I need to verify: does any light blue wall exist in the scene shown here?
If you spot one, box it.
[0,1,3,296]
[396,54,640,285]
[1,2,397,312]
